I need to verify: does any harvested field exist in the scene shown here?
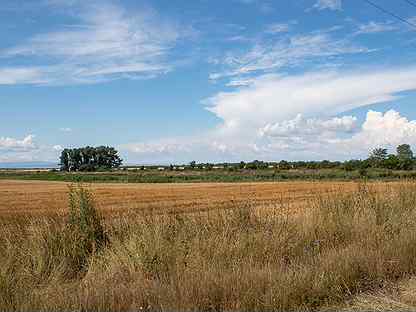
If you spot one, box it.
[3,181,416,311]
[0,179,363,217]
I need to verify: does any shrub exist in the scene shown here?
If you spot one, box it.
[66,184,108,273]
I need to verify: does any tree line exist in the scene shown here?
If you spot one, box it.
[186,144,416,171]
[59,144,415,172]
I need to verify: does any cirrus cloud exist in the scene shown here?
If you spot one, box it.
[313,0,342,11]
[0,1,183,85]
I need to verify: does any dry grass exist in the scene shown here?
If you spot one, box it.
[2,182,416,311]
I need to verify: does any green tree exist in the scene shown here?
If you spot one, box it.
[384,154,399,170]
[397,144,413,160]
[396,144,414,170]
[368,148,388,168]
[59,146,122,172]
[279,160,291,170]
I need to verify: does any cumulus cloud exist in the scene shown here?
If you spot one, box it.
[206,68,416,136]
[259,115,357,137]
[0,135,69,163]
[122,65,416,163]
[313,0,342,11]
[0,1,182,85]
[254,110,416,160]
[0,135,36,152]
[343,110,416,150]
[121,109,416,163]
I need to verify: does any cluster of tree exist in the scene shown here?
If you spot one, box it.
[180,144,415,172]
[60,146,122,172]
[366,144,414,170]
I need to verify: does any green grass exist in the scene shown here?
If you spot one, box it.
[2,168,416,183]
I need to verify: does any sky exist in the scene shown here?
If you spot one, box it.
[1,0,416,165]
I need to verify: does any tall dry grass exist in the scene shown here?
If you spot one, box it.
[2,182,416,311]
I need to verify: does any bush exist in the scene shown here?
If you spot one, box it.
[66,184,108,273]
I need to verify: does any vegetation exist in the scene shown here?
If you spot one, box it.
[2,182,416,311]
[3,167,416,183]
[59,146,122,172]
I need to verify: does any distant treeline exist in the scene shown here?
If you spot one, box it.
[60,144,415,173]
[168,144,416,172]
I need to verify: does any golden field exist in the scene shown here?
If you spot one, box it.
[0,179,374,217]
[3,179,416,311]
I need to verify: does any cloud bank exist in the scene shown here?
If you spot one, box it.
[207,67,416,135]
[123,66,416,163]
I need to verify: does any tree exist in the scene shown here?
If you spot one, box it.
[278,160,291,170]
[368,148,388,168]
[59,146,122,172]
[343,159,362,171]
[397,144,413,160]
[384,154,399,170]
[396,144,414,170]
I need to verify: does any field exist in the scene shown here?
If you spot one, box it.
[0,179,357,217]
[3,179,416,311]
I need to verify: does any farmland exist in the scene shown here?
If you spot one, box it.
[3,179,416,311]
[0,179,355,217]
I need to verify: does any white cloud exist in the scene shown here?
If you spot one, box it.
[59,127,72,132]
[210,32,371,82]
[344,110,416,150]
[259,114,357,137]
[121,109,416,163]
[206,67,416,135]
[269,110,416,159]
[407,16,416,25]
[0,135,36,152]
[122,66,416,162]
[265,23,291,34]
[355,21,398,35]
[0,1,181,85]
[0,135,68,163]
[0,68,46,85]
[123,140,192,155]
[313,0,342,11]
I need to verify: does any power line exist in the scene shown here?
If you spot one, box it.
[404,0,416,9]
[363,0,416,29]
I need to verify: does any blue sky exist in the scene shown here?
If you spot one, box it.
[1,0,416,164]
